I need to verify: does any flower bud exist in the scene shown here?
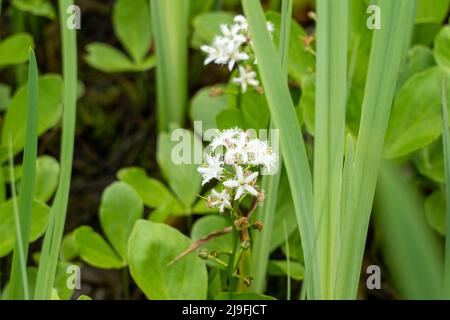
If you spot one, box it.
[253,220,264,231]
[240,240,251,250]
[198,249,209,260]
[234,217,249,231]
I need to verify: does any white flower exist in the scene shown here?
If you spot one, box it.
[220,24,247,45]
[234,15,248,32]
[224,166,259,200]
[225,44,249,71]
[267,21,275,34]
[211,128,243,151]
[208,189,231,213]
[233,65,259,93]
[197,154,224,185]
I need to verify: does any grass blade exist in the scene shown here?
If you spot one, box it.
[375,163,443,299]
[251,0,292,294]
[441,79,450,297]
[242,0,320,298]
[34,0,78,299]
[150,0,189,131]
[336,0,416,299]
[8,49,39,300]
[314,0,348,299]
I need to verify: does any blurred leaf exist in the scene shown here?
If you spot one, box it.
[128,220,208,299]
[113,0,152,63]
[281,231,304,263]
[414,139,445,183]
[73,226,125,269]
[157,131,201,209]
[241,91,270,130]
[375,163,444,299]
[11,0,56,19]
[300,74,315,134]
[190,86,229,135]
[425,190,446,236]
[60,232,78,261]
[84,43,134,72]
[1,75,63,162]
[0,200,50,258]
[397,45,436,89]
[191,12,234,49]
[215,292,276,300]
[384,67,450,159]
[99,182,143,260]
[35,156,59,203]
[412,23,442,46]
[117,167,177,208]
[415,0,450,24]
[0,33,34,69]
[266,11,315,85]
[267,260,304,280]
[0,84,11,112]
[434,26,450,72]
[77,295,93,300]
[189,0,214,23]
[216,109,246,129]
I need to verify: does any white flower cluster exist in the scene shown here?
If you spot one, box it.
[198,128,278,213]
[200,15,274,93]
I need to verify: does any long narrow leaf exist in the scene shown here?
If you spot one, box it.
[34,0,78,299]
[150,0,189,131]
[8,49,39,300]
[314,0,348,298]
[242,0,320,298]
[336,0,416,299]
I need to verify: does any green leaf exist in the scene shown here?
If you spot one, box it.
[300,74,316,134]
[1,74,63,162]
[157,131,201,209]
[99,182,143,260]
[397,45,436,89]
[191,215,232,269]
[11,0,56,19]
[215,292,276,300]
[216,109,246,130]
[35,156,59,202]
[0,33,34,69]
[0,84,11,111]
[0,200,50,258]
[128,220,208,299]
[117,167,176,208]
[267,260,304,281]
[265,11,315,85]
[77,295,93,300]
[415,0,450,24]
[73,226,125,269]
[384,67,450,159]
[190,86,229,135]
[425,190,446,236]
[241,91,270,130]
[191,12,234,49]
[434,26,450,72]
[84,43,136,73]
[112,0,152,63]
[412,23,442,46]
[414,139,445,183]
[60,232,78,261]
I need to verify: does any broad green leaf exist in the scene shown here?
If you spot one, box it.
[84,43,135,73]
[0,33,34,69]
[384,67,450,159]
[1,75,63,162]
[215,292,276,300]
[191,12,234,49]
[425,190,446,236]
[281,231,304,263]
[11,0,56,19]
[398,45,436,89]
[112,0,152,63]
[434,26,450,71]
[216,109,246,130]
[412,23,442,46]
[189,0,214,23]
[35,156,59,202]
[0,200,50,257]
[77,295,93,300]
[266,11,315,85]
[415,0,450,24]
[157,131,201,209]
[267,260,305,280]
[99,182,143,260]
[73,226,125,269]
[60,232,78,261]
[300,74,315,134]
[191,215,232,269]
[117,167,176,208]
[128,220,208,299]
[414,139,445,183]
[241,91,270,130]
[190,86,229,135]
